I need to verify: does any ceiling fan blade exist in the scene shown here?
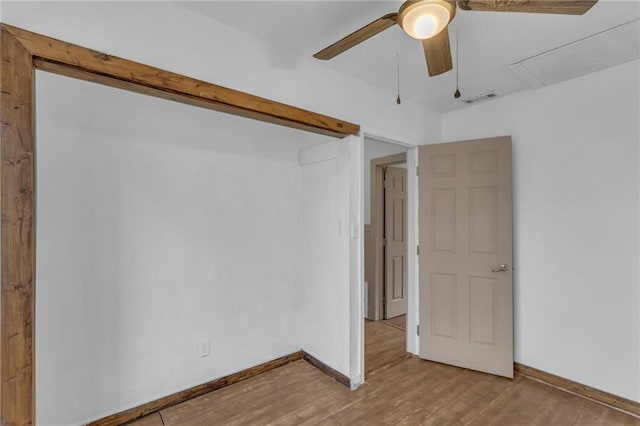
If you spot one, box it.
[458,0,598,15]
[422,29,453,77]
[313,13,398,60]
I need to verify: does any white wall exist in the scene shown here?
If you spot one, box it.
[35,72,330,425]
[299,142,350,378]
[442,60,640,402]
[298,138,364,386]
[363,138,408,224]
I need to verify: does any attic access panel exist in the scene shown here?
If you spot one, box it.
[510,18,640,88]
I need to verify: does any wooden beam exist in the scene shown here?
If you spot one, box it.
[3,24,359,138]
[0,25,37,425]
[33,60,348,139]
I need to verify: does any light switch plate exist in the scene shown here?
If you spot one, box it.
[199,339,211,358]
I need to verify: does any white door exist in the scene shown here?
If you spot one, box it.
[384,166,408,319]
[418,136,513,378]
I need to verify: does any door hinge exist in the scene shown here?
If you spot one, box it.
[416,166,419,176]
[416,325,420,336]
[383,238,387,246]
[416,245,420,255]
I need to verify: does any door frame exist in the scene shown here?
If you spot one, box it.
[363,132,420,356]
[370,152,407,321]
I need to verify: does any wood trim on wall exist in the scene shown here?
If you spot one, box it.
[4,24,359,139]
[369,152,407,321]
[302,351,351,388]
[1,24,37,424]
[363,224,374,320]
[0,23,360,425]
[515,363,640,418]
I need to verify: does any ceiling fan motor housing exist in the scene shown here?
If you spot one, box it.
[398,0,457,40]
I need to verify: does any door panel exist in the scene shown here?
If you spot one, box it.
[419,136,513,378]
[469,276,498,345]
[432,189,456,252]
[384,166,408,319]
[469,187,498,253]
[431,273,456,338]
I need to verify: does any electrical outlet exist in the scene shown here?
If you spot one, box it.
[199,339,211,358]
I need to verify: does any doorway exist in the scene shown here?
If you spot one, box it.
[363,137,411,377]
[360,135,514,383]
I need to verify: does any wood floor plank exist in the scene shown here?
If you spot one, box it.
[574,399,640,426]
[151,321,639,425]
[525,388,586,425]
[424,373,516,425]
[127,412,164,426]
[321,360,434,425]
[364,320,410,377]
[381,314,406,331]
[397,407,433,425]
[465,376,553,425]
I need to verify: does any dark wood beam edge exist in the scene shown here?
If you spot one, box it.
[2,23,360,138]
[0,24,37,425]
[87,351,304,426]
[514,363,640,418]
[302,351,351,388]
[32,59,348,139]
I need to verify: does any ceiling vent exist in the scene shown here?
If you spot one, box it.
[510,18,640,88]
[461,91,498,105]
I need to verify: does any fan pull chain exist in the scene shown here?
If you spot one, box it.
[396,28,401,105]
[454,16,461,99]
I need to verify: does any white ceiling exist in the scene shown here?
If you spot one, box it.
[179,1,640,113]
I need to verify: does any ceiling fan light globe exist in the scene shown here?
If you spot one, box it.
[412,14,439,39]
[399,1,454,40]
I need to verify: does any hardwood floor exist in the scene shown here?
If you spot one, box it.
[365,319,410,377]
[130,322,639,425]
[381,314,407,331]
[127,413,163,426]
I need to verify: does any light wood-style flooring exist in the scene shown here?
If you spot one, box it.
[365,319,410,377]
[381,314,407,331]
[131,321,639,425]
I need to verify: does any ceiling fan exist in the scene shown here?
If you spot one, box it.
[313,0,599,78]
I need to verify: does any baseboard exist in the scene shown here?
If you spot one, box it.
[87,351,303,426]
[302,351,351,388]
[302,351,351,389]
[514,363,640,418]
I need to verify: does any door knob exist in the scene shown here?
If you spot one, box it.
[492,264,509,273]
